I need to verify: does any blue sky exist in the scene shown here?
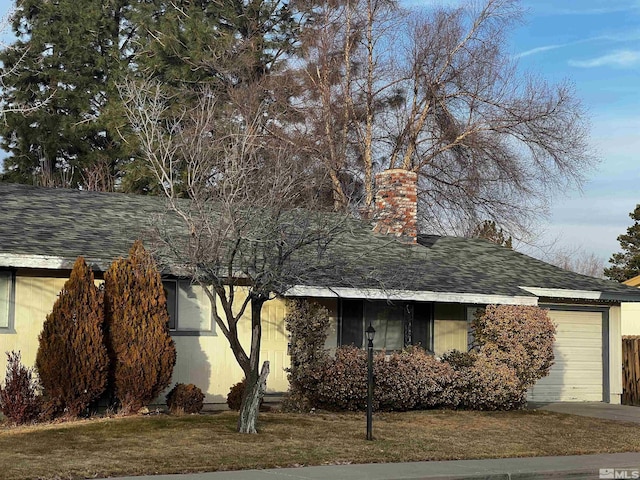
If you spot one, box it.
[0,0,638,265]
[507,0,640,263]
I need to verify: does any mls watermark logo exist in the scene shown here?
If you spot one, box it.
[600,468,640,479]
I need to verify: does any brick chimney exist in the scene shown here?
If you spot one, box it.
[372,169,417,244]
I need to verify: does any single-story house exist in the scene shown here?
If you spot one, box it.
[2,170,640,405]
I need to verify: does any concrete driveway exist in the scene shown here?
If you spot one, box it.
[529,401,640,423]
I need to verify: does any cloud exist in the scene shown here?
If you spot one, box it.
[569,50,640,68]
[516,44,567,59]
[515,30,640,59]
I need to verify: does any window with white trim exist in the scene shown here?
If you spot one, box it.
[163,279,214,334]
[0,271,13,330]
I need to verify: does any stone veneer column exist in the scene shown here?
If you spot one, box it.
[372,169,417,244]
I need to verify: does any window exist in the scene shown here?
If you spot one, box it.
[0,271,14,330]
[366,301,404,351]
[162,279,214,334]
[339,299,433,352]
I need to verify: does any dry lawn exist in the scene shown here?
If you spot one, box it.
[3,409,640,479]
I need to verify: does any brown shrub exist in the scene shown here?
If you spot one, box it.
[314,346,454,412]
[443,353,524,410]
[440,350,476,370]
[166,383,205,414]
[0,351,41,425]
[315,346,369,411]
[227,379,264,411]
[472,305,556,389]
[35,257,108,417]
[104,241,176,413]
[227,380,245,411]
[375,347,454,411]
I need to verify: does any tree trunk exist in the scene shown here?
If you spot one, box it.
[237,294,269,433]
[237,360,270,433]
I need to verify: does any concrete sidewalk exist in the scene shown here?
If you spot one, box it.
[105,452,640,480]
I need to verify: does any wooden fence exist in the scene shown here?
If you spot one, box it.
[622,336,640,406]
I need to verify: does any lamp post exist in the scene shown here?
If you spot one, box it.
[366,323,376,441]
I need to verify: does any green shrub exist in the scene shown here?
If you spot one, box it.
[0,351,41,425]
[166,383,205,414]
[36,257,108,417]
[284,300,330,410]
[104,241,176,413]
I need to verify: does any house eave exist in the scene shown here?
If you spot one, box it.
[285,285,538,306]
[518,286,640,303]
[0,253,112,272]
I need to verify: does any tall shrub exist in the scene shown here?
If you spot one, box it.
[472,305,556,390]
[0,351,41,424]
[284,300,330,409]
[35,257,108,416]
[104,240,176,413]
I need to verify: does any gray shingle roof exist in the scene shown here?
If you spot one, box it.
[1,183,639,302]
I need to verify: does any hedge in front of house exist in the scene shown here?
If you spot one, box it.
[313,346,455,411]
[443,353,524,410]
[375,347,454,411]
[292,304,555,412]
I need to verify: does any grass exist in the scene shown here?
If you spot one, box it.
[3,409,640,479]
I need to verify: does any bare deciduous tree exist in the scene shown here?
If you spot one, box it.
[293,0,592,237]
[120,78,347,433]
[546,247,605,279]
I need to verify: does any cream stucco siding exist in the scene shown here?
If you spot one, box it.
[433,303,467,356]
[1,275,67,370]
[168,294,291,403]
[0,273,292,404]
[621,302,640,336]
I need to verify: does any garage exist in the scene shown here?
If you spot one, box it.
[528,309,606,402]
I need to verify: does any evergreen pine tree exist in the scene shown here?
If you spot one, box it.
[132,0,298,92]
[104,241,176,413]
[35,257,108,417]
[605,205,640,282]
[0,0,135,190]
[471,220,513,249]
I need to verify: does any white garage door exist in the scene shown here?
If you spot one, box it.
[528,310,604,402]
